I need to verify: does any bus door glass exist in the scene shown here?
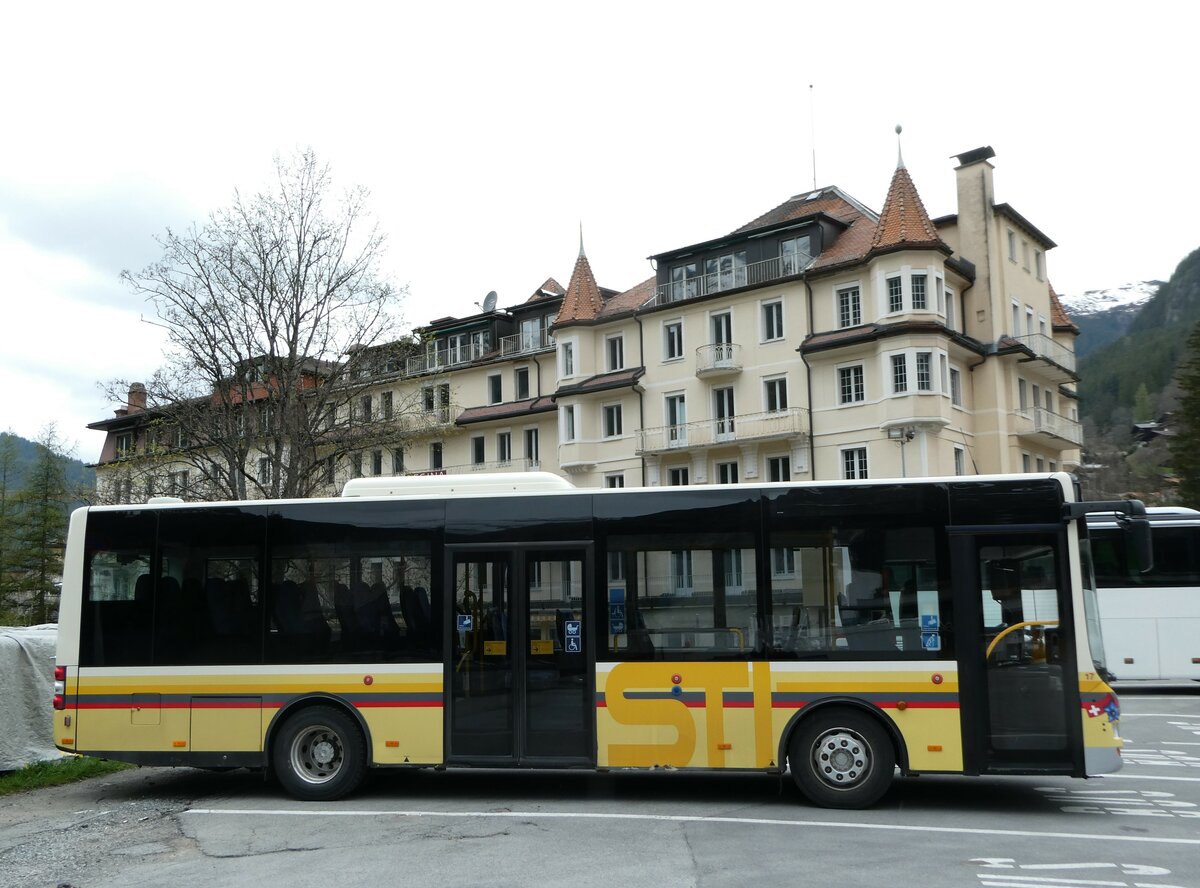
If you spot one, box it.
[955,532,1080,771]
[448,547,591,764]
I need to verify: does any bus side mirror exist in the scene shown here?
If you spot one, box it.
[1124,516,1154,574]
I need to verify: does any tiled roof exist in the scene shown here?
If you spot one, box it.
[554,252,604,325]
[597,277,655,319]
[523,278,565,304]
[1048,283,1078,333]
[456,396,556,426]
[554,367,645,398]
[869,164,948,256]
[732,188,868,234]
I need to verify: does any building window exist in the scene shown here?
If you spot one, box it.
[561,341,575,377]
[524,428,540,465]
[1011,300,1020,336]
[1035,251,1046,281]
[430,442,443,470]
[471,436,485,466]
[767,455,791,482]
[954,446,966,476]
[838,286,862,328]
[1021,453,1031,473]
[606,335,625,371]
[115,433,133,458]
[838,365,865,404]
[713,387,735,439]
[772,547,796,577]
[605,473,625,489]
[668,466,689,486]
[891,354,908,394]
[705,251,747,292]
[359,394,372,422]
[603,404,623,438]
[169,470,189,496]
[764,376,788,412]
[762,300,784,341]
[950,368,963,406]
[1036,456,1045,473]
[935,277,945,314]
[1026,306,1035,336]
[1018,378,1028,411]
[380,391,394,420]
[392,447,405,474]
[671,550,694,594]
[666,394,687,445]
[716,461,739,484]
[670,263,699,301]
[664,321,683,360]
[887,276,903,313]
[497,432,512,464]
[711,311,732,346]
[916,352,932,391]
[324,456,336,485]
[514,367,530,400]
[488,374,502,405]
[259,456,273,483]
[562,405,577,442]
[911,274,927,310]
[1022,241,1031,271]
[1008,230,1017,262]
[371,450,383,475]
[841,447,869,480]
[780,234,812,276]
[946,288,957,331]
[352,453,363,478]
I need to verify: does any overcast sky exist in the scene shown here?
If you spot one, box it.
[3,1,1197,462]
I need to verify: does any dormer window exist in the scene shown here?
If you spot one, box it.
[670,263,699,301]
[115,433,133,457]
[780,235,813,276]
[704,251,747,292]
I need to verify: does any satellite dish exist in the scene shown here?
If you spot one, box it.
[482,291,498,312]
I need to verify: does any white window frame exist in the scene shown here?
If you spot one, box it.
[514,366,530,400]
[763,375,788,412]
[911,273,927,310]
[605,473,625,489]
[761,298,784,342]
[497,431,512,465]
[561,404,578,442]
[954,446,966,476]
[767,455,791,482]
[840,446,869,480]
[559,339,576,378]
[471,435,485,466]
[837,284,862,329]
[602,402,623,439]
[487,373,502,406]
[915,352,933,392]
[886,275,903,314]
[838,363,866,405]
[950,367,963,407]
[890,354,908,394]
[606,334,625,372]
[663,320,684,361]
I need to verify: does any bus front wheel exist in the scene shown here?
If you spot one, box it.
[273,705,367,801]
[788,708,895,809]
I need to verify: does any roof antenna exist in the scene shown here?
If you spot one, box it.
[895,123,905,170]
[809,84,817,190]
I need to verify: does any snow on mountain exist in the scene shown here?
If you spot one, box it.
[1058,281,1164,316]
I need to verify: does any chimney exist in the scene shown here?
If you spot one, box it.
[952,146,997,322]
[128,382,147,413]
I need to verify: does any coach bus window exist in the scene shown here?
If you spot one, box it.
[603,532,759,660]
[156,507,266,665]
[265,510,439,664]
[81,510,157,666]
[768,526,946,658]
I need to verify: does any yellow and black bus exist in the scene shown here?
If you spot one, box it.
[53,472,1141,808]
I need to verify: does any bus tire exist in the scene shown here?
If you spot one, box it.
[273,705,367,801]
[788,708,895,809]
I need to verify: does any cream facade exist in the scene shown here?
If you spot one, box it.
[91,146,1081,500]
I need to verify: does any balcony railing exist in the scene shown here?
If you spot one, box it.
[1014,407,1083,447]
[636,407,808,454]
[499,329,555,357]
[406,338,492,376]
[1010,332,1076,374]
[695,343,742,376]
[647,253,811,308]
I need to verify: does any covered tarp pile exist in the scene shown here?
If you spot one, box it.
[0,625,60,770]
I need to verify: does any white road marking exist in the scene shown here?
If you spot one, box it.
[182,807,1200,845]
[1100,774,1200,783]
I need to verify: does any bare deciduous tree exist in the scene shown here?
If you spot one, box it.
[109,150,433,501]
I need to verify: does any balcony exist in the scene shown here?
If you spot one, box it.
[499,329,555,357]
[695,343,742,378]
[636,407,808,455]
[1009,333,1077,383]
[405,338,492,376]
[1013,407,1083,448]
[647,254,811,308]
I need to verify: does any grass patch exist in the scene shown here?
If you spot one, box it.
[0,757,133,796]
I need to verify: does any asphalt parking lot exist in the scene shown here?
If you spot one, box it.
[2,683,1197,888]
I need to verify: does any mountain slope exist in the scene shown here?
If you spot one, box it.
[1059,281,1162,359]
[1077,248,1200,430]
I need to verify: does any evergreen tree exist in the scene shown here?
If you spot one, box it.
[1134,383,1155,423]
[11,426,72,625]
[0,432,19,619]
[1170,321,1200,506]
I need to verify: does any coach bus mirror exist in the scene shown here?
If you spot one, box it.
[1125,516,1154,574]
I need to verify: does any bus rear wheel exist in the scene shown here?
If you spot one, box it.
[788,708,895,809]
[273,705,366,801]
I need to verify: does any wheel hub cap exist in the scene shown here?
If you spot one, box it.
[813,729,869,787]
[312,740,336,766]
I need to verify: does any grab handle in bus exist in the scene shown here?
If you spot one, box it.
[985,619,1059,660]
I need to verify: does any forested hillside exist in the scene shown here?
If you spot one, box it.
[1078,247,1200,432]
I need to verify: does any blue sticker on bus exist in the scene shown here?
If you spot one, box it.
[565,620,581,637]
[920,614,939,630]
[565,634,582,653]
[457,614,473,632]
[921,631,941,652]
